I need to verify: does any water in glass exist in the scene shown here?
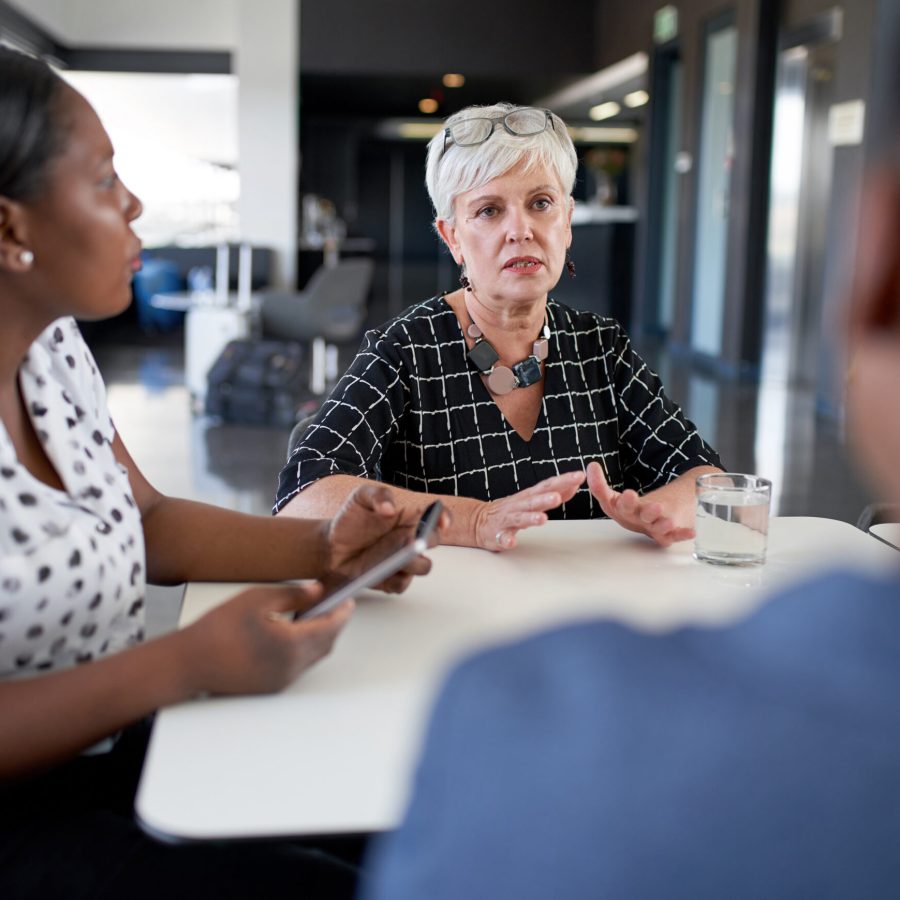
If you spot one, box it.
[695,486,770,565]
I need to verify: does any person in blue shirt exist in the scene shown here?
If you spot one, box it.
[363,101,900,900]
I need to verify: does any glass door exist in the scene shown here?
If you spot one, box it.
[658,58,683,333]
[644,46,683,335]
[761,42,836,388]
[690,15,738,357]
[756,16,839,511]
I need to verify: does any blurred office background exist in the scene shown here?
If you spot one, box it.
[1,0,895,524]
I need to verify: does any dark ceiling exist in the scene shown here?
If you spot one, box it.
[298,0,600,122]
[299,72,581,120]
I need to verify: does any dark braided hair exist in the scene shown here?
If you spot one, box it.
[0,46,69,201]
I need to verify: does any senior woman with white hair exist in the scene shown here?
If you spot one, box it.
[277,104,722,551]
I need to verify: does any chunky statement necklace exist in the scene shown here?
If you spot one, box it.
[465,310,551,395]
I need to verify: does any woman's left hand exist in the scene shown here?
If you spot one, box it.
[586,461,695,547]
[324,484,442,593]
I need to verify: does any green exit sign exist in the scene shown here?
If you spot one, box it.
[654,5,679,44]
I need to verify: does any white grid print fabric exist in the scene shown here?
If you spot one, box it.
[276,297,721,518]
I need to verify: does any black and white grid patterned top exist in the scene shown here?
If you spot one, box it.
[276,297,722,518]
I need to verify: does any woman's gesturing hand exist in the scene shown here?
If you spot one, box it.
[586,461,694,547]
[181,583,352,695]
[473,470,586,551]
[324,484,443,593]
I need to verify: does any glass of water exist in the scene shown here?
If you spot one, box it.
[694,473,772,566]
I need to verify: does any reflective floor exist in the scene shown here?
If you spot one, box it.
[91,331,874,527]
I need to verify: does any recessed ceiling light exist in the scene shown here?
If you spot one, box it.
[375,120,444,140]
[442,73,465,88]
[588,101,620,121]
[567,126,639,144]
[419,98,439,114]
[624,90,649,108]
[395,122,444,139]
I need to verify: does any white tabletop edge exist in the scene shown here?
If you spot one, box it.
[136,516,899,840]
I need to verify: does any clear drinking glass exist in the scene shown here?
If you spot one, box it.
[694,473,772,566]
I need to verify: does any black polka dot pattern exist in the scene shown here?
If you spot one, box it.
[0,318,145,678]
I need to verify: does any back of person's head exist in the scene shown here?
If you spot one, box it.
[0,46,68,202]
[845,21,900,506]
[425,103,577,222]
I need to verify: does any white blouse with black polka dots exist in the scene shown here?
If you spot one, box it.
[0,318,145,679]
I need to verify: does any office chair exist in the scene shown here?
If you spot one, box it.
[259,258,373,392]
[856,502,900,532]
[286,413,319,462]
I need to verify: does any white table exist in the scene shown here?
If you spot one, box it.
[136,517,897,842]
[148,291,199,312]
[870,522,900,551]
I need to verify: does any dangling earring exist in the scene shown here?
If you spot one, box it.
[565,251,576,279]
[19,249,35,268]
[459,263,473,292]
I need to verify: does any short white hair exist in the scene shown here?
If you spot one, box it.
[425,102,577,223]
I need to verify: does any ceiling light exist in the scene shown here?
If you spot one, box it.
[396,121,444,139]
[624,90,649,108]
[589,101,620,121]
[418,98,439,114]
[373,120,443,140]
[568,126,639,144]
[442,73,465,88]
[536,52,647,109]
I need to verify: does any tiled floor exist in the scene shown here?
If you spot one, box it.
[90,328,875,529]
[95,340,288,517]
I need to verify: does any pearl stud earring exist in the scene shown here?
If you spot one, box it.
[19,249,34,267]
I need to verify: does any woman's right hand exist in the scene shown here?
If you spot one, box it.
[471,470,586,551]
[179,583,352,695]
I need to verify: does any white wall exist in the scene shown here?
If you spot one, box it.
[9,0,298,285]
[7,0,67,40]
[63,71,239,246]
[8,0,238,49]
[235,0,298,287]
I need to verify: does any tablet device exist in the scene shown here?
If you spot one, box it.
[294,500,443,621]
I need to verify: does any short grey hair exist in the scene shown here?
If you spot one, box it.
[425,102,577,223]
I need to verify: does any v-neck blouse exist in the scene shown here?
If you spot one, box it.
[0,319,145,679]
[276,297,722,518]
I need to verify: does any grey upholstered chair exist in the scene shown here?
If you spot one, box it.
[286,413,318,462]
[259,258,374,393]
[856,503,900,532]
[260,258,373,343]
